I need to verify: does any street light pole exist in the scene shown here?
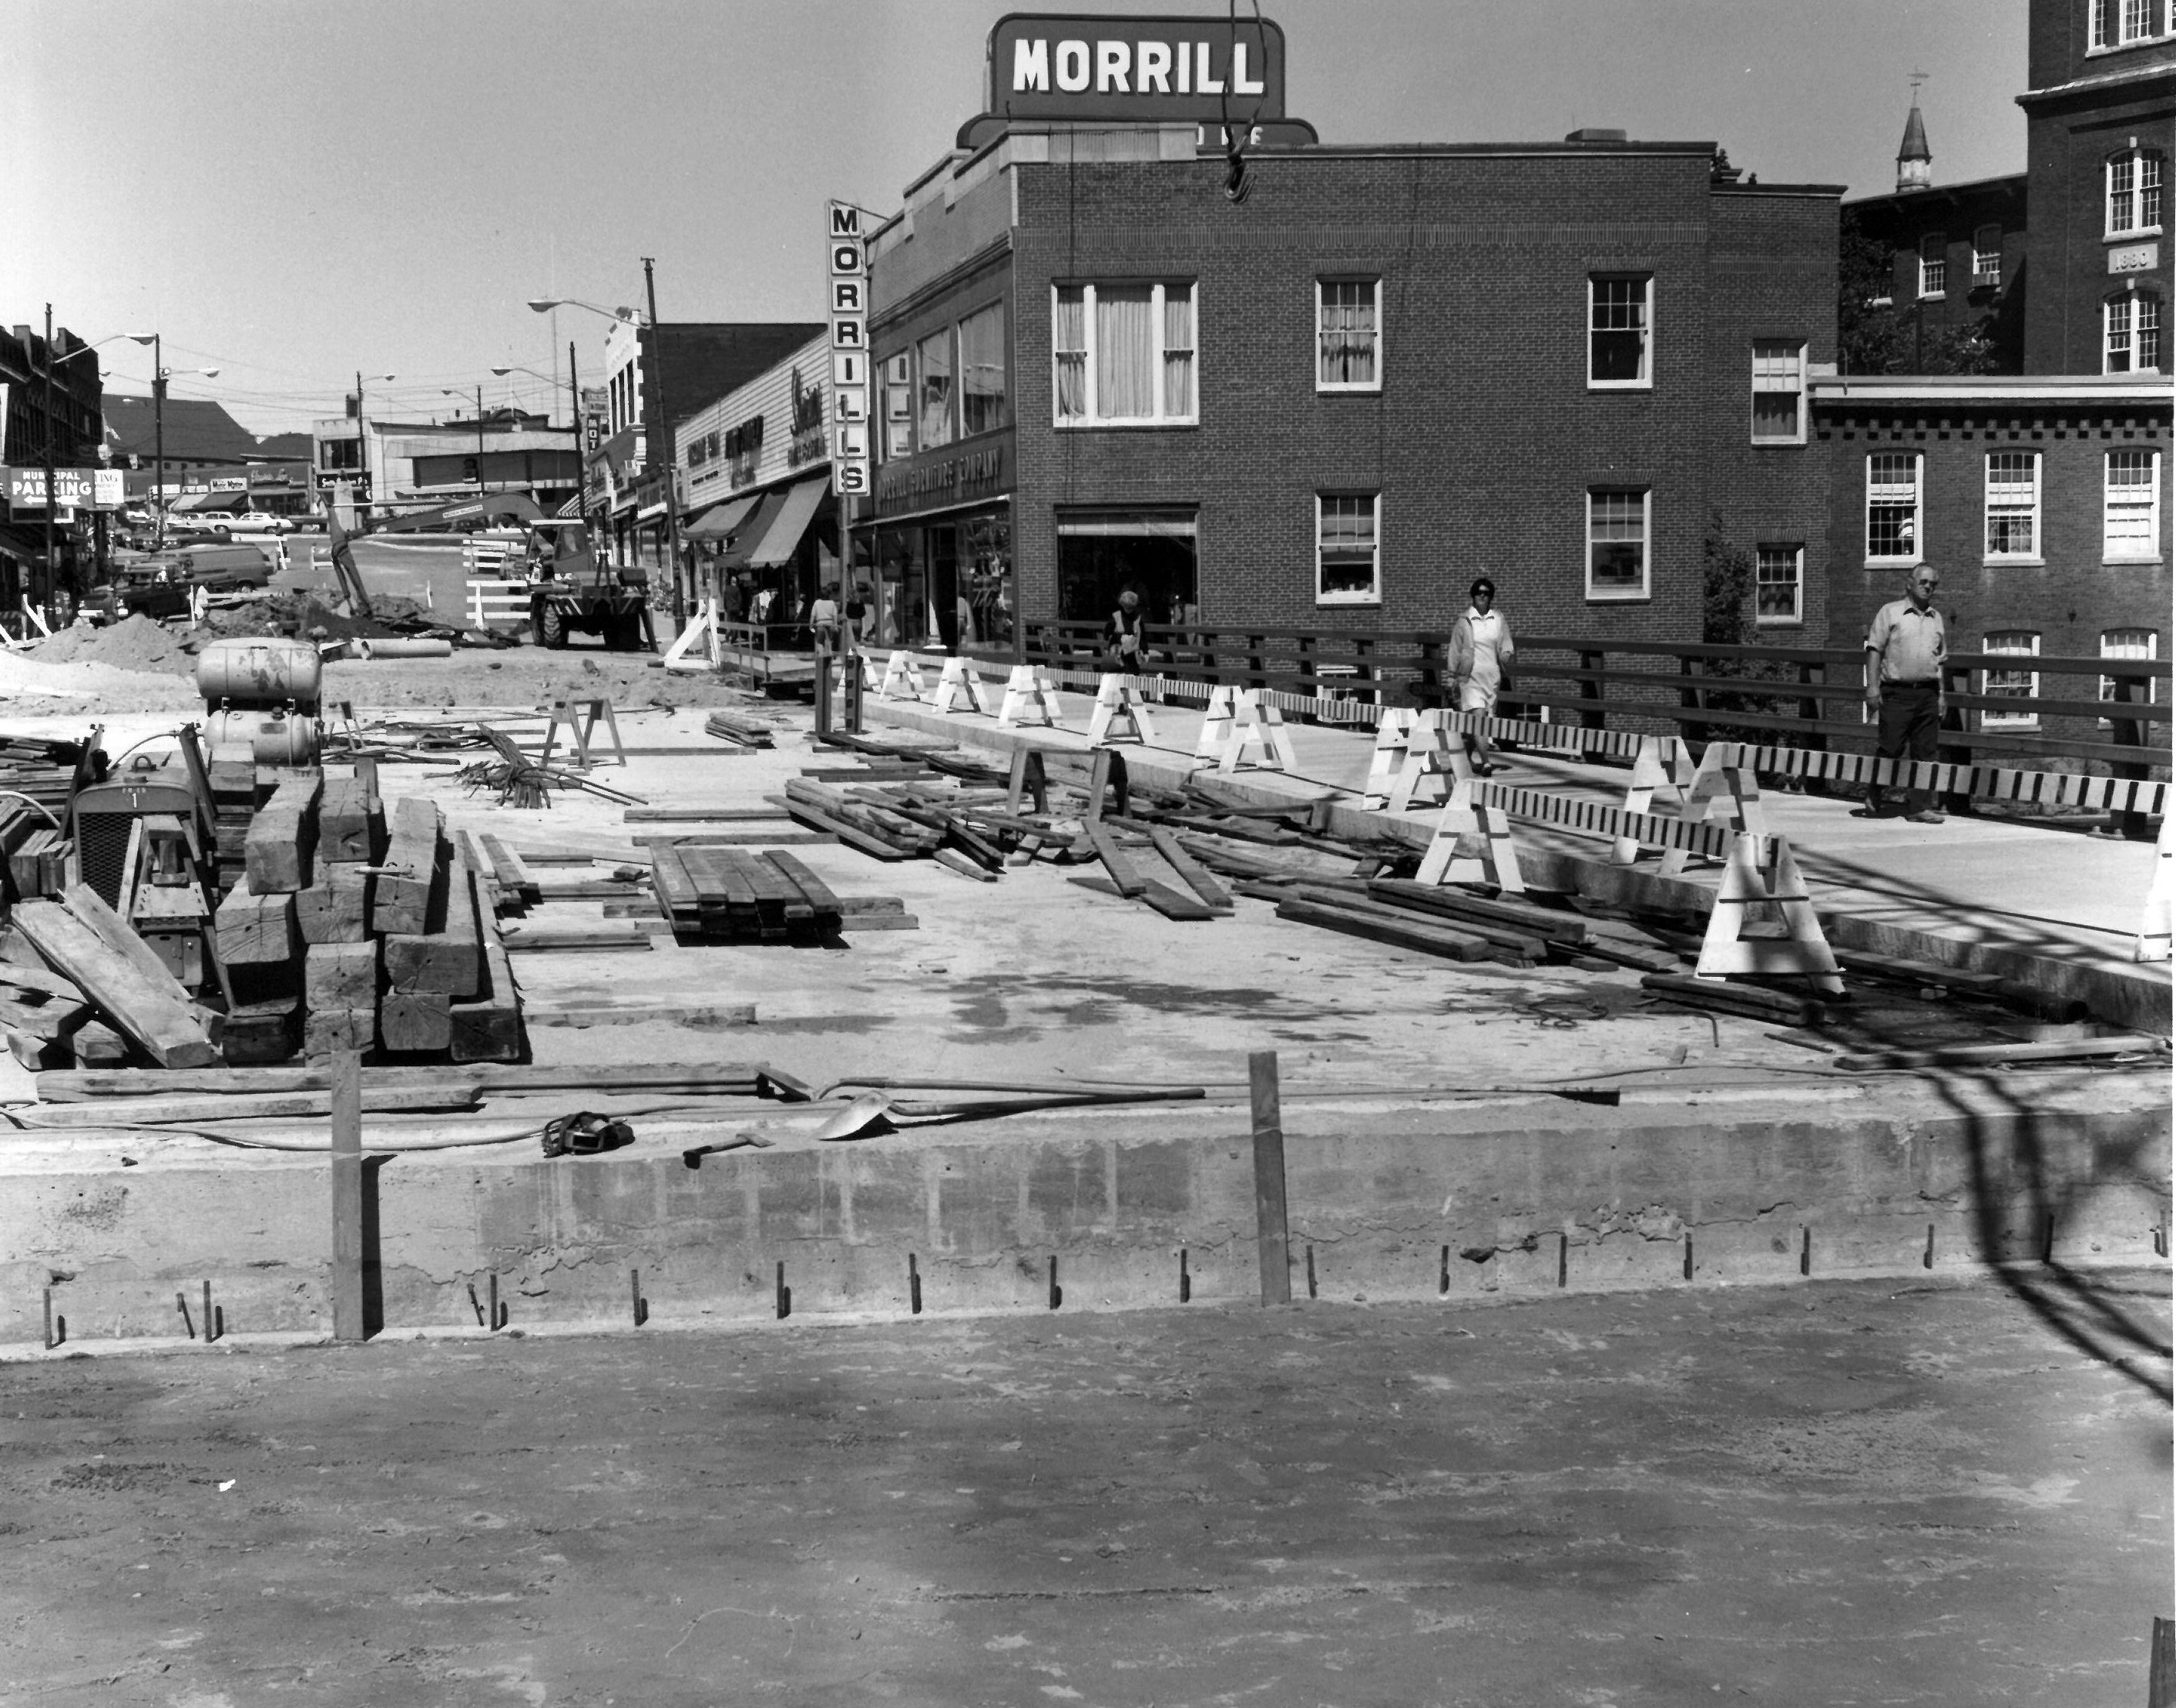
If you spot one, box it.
[642,256,686,630]
[41,303,56,609]
[568,341,582,522]
[475,383,485,492]
[151,333,165,550]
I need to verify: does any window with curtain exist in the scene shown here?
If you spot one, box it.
[957,303,1007,438]
[1980,632,2040,729]
[1755,545,1802,625]
[1049,282,1200,424]
[1587,488,1650,599]
[1750,341,1805,443]
[1865,453,1922,562]
[1317,280,1381,390]
[1973,226,2003,286]
[1316,493,1380,603]
[2105,449,2163,559]
[916,328,953,449]
[1984,451,2040,559]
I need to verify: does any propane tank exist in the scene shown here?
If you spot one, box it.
[203,709,321,769]
[195,637,322,716]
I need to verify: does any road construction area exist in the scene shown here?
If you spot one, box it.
[1,1272,2166,1707]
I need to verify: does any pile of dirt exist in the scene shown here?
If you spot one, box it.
[0,647,200,712]
[27,614,193,676]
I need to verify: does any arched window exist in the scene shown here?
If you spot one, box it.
[2107,147,2164,236]
[2105,290,2164,374]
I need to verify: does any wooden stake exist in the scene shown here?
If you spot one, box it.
[1249,1050,1291,1306]
[329,1049,365,1343]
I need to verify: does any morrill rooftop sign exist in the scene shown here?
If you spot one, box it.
[981,12,1290,126]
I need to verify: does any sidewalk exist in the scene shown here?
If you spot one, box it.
[868,679,2172,1031]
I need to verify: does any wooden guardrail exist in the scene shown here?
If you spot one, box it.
[962,622,2169,780]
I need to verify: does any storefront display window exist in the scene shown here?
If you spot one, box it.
[959,510,1013,648]
[959,304,1007,438]
[917,330,954,450]
[1056,509,1198,630]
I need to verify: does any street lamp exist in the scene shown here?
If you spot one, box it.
[525,298,641,324]
[495,355,586,518]
[442,386,485,491]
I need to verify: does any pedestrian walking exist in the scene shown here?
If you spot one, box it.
[1859,562,1949,823]
[1448,576,1515,773]
[842,582,869,656]
[809,582,840,654]
[1107,587,1150,676]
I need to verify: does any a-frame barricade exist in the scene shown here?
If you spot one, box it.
[661,596,720,673]
[1087,673,1156,747]
[1361,708,1418,810]
[996,664,1064,728]
[878,649,927,702]
[1389,710,1469,815]
[1413,774,1526,894]
[1658,742,1768,877]
[1219,689,1298,775]
[1006,747,1050,815]
[1610,734,1697,866]
[1193,685,1237,766]
[931,656,991,716]
[1694,833,1843,995]
[2137,814,2173,964]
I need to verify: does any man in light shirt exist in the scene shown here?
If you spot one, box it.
[1859,562,1948,824]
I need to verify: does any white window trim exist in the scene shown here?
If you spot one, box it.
[1587,275,1654,391]
[1864,451,1924,568]
[1750,340,1808,446]
[1917,239,1948,300]
[1315,277,1383,394]
[1983,450,2043,566]
[2104,448,2165,563]
[1050,281,1200,428]
[1754,543,1804,627]
[1585,487,1652,602]
[2098,629,2160,723]
[2089,0,2174,52]
[1980,633,2042,730]
[2105,148,2165,240]
[1315,492,1382,606]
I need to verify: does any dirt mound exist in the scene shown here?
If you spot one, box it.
[28,614,193,676]
[0,647,199,712]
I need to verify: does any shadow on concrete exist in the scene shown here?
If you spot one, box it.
[361,1155,387,1339]
[1934,1066,2170,1404]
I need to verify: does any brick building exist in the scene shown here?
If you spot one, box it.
[858,125,1842,660]
[0,320,103,602]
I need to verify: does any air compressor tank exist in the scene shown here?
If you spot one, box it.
[195,638,322,716]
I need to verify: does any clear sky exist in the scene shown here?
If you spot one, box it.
[4,0,2027,438]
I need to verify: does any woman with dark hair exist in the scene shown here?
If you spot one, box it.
[1448,575,1515,773]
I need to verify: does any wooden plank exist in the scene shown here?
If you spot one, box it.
[1369,878,1589,945]
[13,898,219,1068]
[1138,879,1218,921]
[372,797,445,936]
[1145,825,1234,911]
[497,927,654,953]
[317,779,382,865]
[380,988,453,1052]
[475,833,539,903]
[763,851,844,924]
[35,1061,767,1099]
[0,992,90,1041]
[1083,820,1147,898]
[243,774,322,894]
[8,1032,65,1070]
[1830,1035,2163,1072]
[29,1082,479,1126]
[216,877,299,968]
[1640,973,1825,1027]
[782,801,914,861]
[622,807,795,823]
[382,850,482,998]
[297,861,372,945]
[304,941,379,1010]
[627,831,839,847]
[525,1001,757,1029]
[69,1020,129,1066]
[1272,896,1493,962]
[449,924,522,1063]
[328,1050,364,1342]
[0,959,86,1004]
[304,1006,377,1058]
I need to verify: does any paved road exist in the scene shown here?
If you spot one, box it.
[2,1272,2165,1706]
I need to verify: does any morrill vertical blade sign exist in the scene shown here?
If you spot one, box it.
[828,203,871,498]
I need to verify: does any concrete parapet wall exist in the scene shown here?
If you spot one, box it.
[2,1084,2164,1347]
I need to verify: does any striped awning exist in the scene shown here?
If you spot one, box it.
[744,478,829,569]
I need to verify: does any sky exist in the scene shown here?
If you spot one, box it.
[5,0,2028,439]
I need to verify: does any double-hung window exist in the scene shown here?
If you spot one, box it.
[1973,226,2003,287]
[1050,282,1198,425]
[916,328,955,450]
[2094,0,2172,48]
[1980,633,2041,730]
[2105,449,2164,559]
[1865,452,1922,564]
[1586,488,1650,600]
[1750,341,1805,443]
[1755,544,1802,626]
[958,303,1007,438]
[1317,279,1382,391]
[1918,236,1947,298]
[2107,149,2164,235]
[2100,629,2160,721]
[1588,276,1651,387]
[2105,292,2164,373]
[880,353,912,460]
[1983,451,2041,561]
[1315,494,1381,605]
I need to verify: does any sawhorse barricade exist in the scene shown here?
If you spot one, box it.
[1087,673,1157,747]
[1713,742,2169,824]
[661,596,721,674]
[931,656,991,716]
[878,650,928,702]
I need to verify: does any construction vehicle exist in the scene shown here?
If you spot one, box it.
[522,520,654,651]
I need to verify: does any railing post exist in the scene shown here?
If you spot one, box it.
[2110,664,2152,840]
[1938,660,1974,816]
[1248,635,1266,693]
[1679,653,1704,747]
[1417,635,1442,708]
[1578,649,1605,731]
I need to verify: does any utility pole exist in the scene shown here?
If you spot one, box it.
[152,332,166,552]
[474,383,485,492]
[567,340,582,522]
[41,302,56,612]
[354,370,369,525]
[642,257,687,631]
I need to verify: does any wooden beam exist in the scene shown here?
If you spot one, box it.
[243,774,322,894]
[448,883,522,1063]
[296,861,372,946]
[13,898,218,1068]
[383,849,482,998]
[216,877,300,968]
[328,1049,365,1342]
[371,798,445,937]
[303,1006,376,1058]
[317,780,382,865]
[379,988,452,1053]
[304,941,379,1011]
[29,1081,479,1126]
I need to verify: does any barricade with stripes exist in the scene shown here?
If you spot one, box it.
[1468,778,1755,865]
[1707,742,2168,819]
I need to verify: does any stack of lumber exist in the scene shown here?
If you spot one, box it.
[0,732,98,905]
[2,885,221,1069]
[704,709,777,748]
[650,846,844,941]
[0,802,69,905]
[207,778,522,1065]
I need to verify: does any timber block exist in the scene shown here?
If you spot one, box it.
[223,1000,298,1065]
[372,798,445,937]
[381,853,481,998]
[69,1021,129,1067]
[214,878,298,968]
[304,941,380,1010]
[380,989,452,1054]
[449,930,522,1063]
[243,774,321,894]
[304,1006,376,1059]
[316,779,384,866]
[297,861,373,945]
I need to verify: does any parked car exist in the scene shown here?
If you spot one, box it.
[82,560,192,623]
[180,542,276,592]
[222,512,294,535]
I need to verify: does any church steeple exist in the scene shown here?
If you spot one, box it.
[1896,72,1933,193]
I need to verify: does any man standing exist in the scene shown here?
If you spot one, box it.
[1860,562,1948,824]
[809,582,840,654]
[1108,587,1150,676]
[1448,576,1514,773]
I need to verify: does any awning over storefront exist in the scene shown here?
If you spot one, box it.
[684,493,759,542]
[715,490,788,572]
[744,478,829,569]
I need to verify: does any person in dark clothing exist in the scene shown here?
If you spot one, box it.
[1107,588,1150,675]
